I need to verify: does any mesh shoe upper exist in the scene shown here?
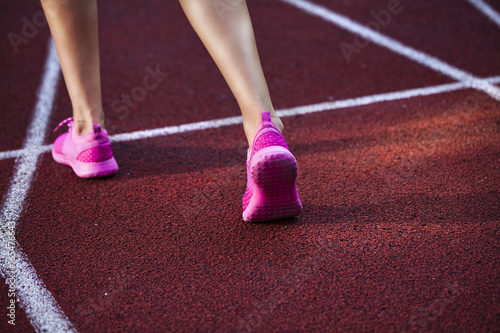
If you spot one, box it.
[53,118,114,163]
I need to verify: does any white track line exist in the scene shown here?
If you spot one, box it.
[0,39,77,332]
[0,148,24,160]
[111,115,243,142]
[0,146,52,161]
[278,0,500,101]
[467,0,500,28]
[1,75,499,162]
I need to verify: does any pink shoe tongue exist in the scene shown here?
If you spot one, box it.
[93,124,102,140]
[255,112,276,132]
[262,112,271,122]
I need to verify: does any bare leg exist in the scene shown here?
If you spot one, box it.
[179,0,284,146]
[41,0,103,135]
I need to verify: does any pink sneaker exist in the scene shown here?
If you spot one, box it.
[242,112,302,222]
[52,117,119,178]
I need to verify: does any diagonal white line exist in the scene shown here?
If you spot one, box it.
[1,75,499,162]
[278,0,500,101]
[0,148,24,160]
[467,0,500,28]
[0,146,53,162]
[0,39,77,333]
[110,115,243,142]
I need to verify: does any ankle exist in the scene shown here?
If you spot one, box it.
[73,116,105,136]
[73,119,94,136]
[244,111,284,147]
[270,113,284,133]
[72,114,105,136]
[72,105,105,135]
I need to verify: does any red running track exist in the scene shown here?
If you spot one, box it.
[1,0,499,332]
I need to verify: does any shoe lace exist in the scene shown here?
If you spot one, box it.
[53,117,74,133]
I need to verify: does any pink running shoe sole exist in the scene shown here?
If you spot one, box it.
[52,149,118,178]
[243,146,302,222]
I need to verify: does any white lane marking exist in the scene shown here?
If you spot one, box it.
[0,148,25,161]
[0,146,52,162]
[0,39,77,332]
[467,0,500,28]
[1,75,499,162]
[110,115,243,142]
[1,249,77,332]
[278,0,500,101]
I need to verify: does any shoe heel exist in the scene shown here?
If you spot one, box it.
[244,146,302,222]
[252,148,298,191]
